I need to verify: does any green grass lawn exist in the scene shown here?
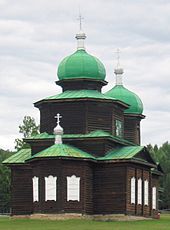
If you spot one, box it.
[0,214,170,230]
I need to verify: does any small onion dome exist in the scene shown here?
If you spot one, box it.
[57,49,106,81]
[105,85,143,114]
[53,124,63,136]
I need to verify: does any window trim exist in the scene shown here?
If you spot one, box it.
[115,119,123,138]
[131,177,136,204]
[67,175,80,202]
[144,180,149,206]
[32,176,39,202]
[137,178,142,205]
[45,175,57,201]
[152,186,157,210]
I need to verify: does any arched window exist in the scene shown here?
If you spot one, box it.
[45,175,57,201]
[144,180,149,206]
[67,175,80,201]
[152,186,156,209]
[137,178,142,205]
[131,177,136,204]
[32,176,39,202]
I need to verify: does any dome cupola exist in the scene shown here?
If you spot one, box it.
[57,28,106,81]
[105,57,143,115]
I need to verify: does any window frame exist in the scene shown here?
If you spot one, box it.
[45,175,57,201]
[137,178,142,205]
[67,175,80,202]
[115,119,123,137]
[152,186,156,210]
[144,180,149,206]
[131,177,136,204]
[32,176,39,202]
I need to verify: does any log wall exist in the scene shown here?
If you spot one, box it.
[124,115,141,145]
[93,164,126,214]
[11,166,33,215]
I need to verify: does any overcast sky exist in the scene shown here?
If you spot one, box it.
[0,0,170,150]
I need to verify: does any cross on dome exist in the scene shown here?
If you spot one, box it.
[75,12,86,50]
[54,113,63,144]
[115,48,121,68]
[55,113,62,125]
[114,48,124,85]
[78,13,84,31]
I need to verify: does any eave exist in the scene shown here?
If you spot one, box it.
[34,97,129,110]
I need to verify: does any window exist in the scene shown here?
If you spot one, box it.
[137,178,142,205]
[67,175,80,201]
[152,186,156,209]
[131,177,136,204]
[32,176,39,202]
[45,175,57,201]
[115,120,123,137]
[144,180,149,206]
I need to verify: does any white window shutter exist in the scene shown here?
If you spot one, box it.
[67,175,80,201]
[131,177,136,204]
[32,176,39,202]
[152,186,156,209]
[144,180,149,206]
[45,175,57,201]
[137,178,142,205]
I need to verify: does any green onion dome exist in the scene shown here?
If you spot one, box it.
[57,30,106,81]
[57,49,106,81]
[105,65,143,114]
[105,85,143,114]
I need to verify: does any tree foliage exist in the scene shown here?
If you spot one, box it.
[15,116,39,151]
[147,141,170,209]
[0,149,13,212]
[0,116,39,213]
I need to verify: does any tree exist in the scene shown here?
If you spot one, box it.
[15,116,39,151]
[147,142,170,209]
[0,149,13,213]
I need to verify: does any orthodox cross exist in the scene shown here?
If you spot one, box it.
[54,113,62,125]
[115,48,121,66]
[78,13,84,31]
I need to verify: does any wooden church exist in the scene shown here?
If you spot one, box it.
[4,27,162,218]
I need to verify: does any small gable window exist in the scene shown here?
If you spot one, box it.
[67,175,80,202]
[131,177,136,204]
[115,120,123,137]
[45,175,57,201]
[144,180,149,206]
[152,186,156,209]
[32,176,39,202]
[137,178,142,205]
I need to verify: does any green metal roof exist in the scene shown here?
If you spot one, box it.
[3,148,31,164]
[105,85,143,114]
[45,90,116,101]
[3,144,146,165]
[27,130,135,146]
[98,146,144,160]
[28,143,95,160]
[57,50,106,81]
